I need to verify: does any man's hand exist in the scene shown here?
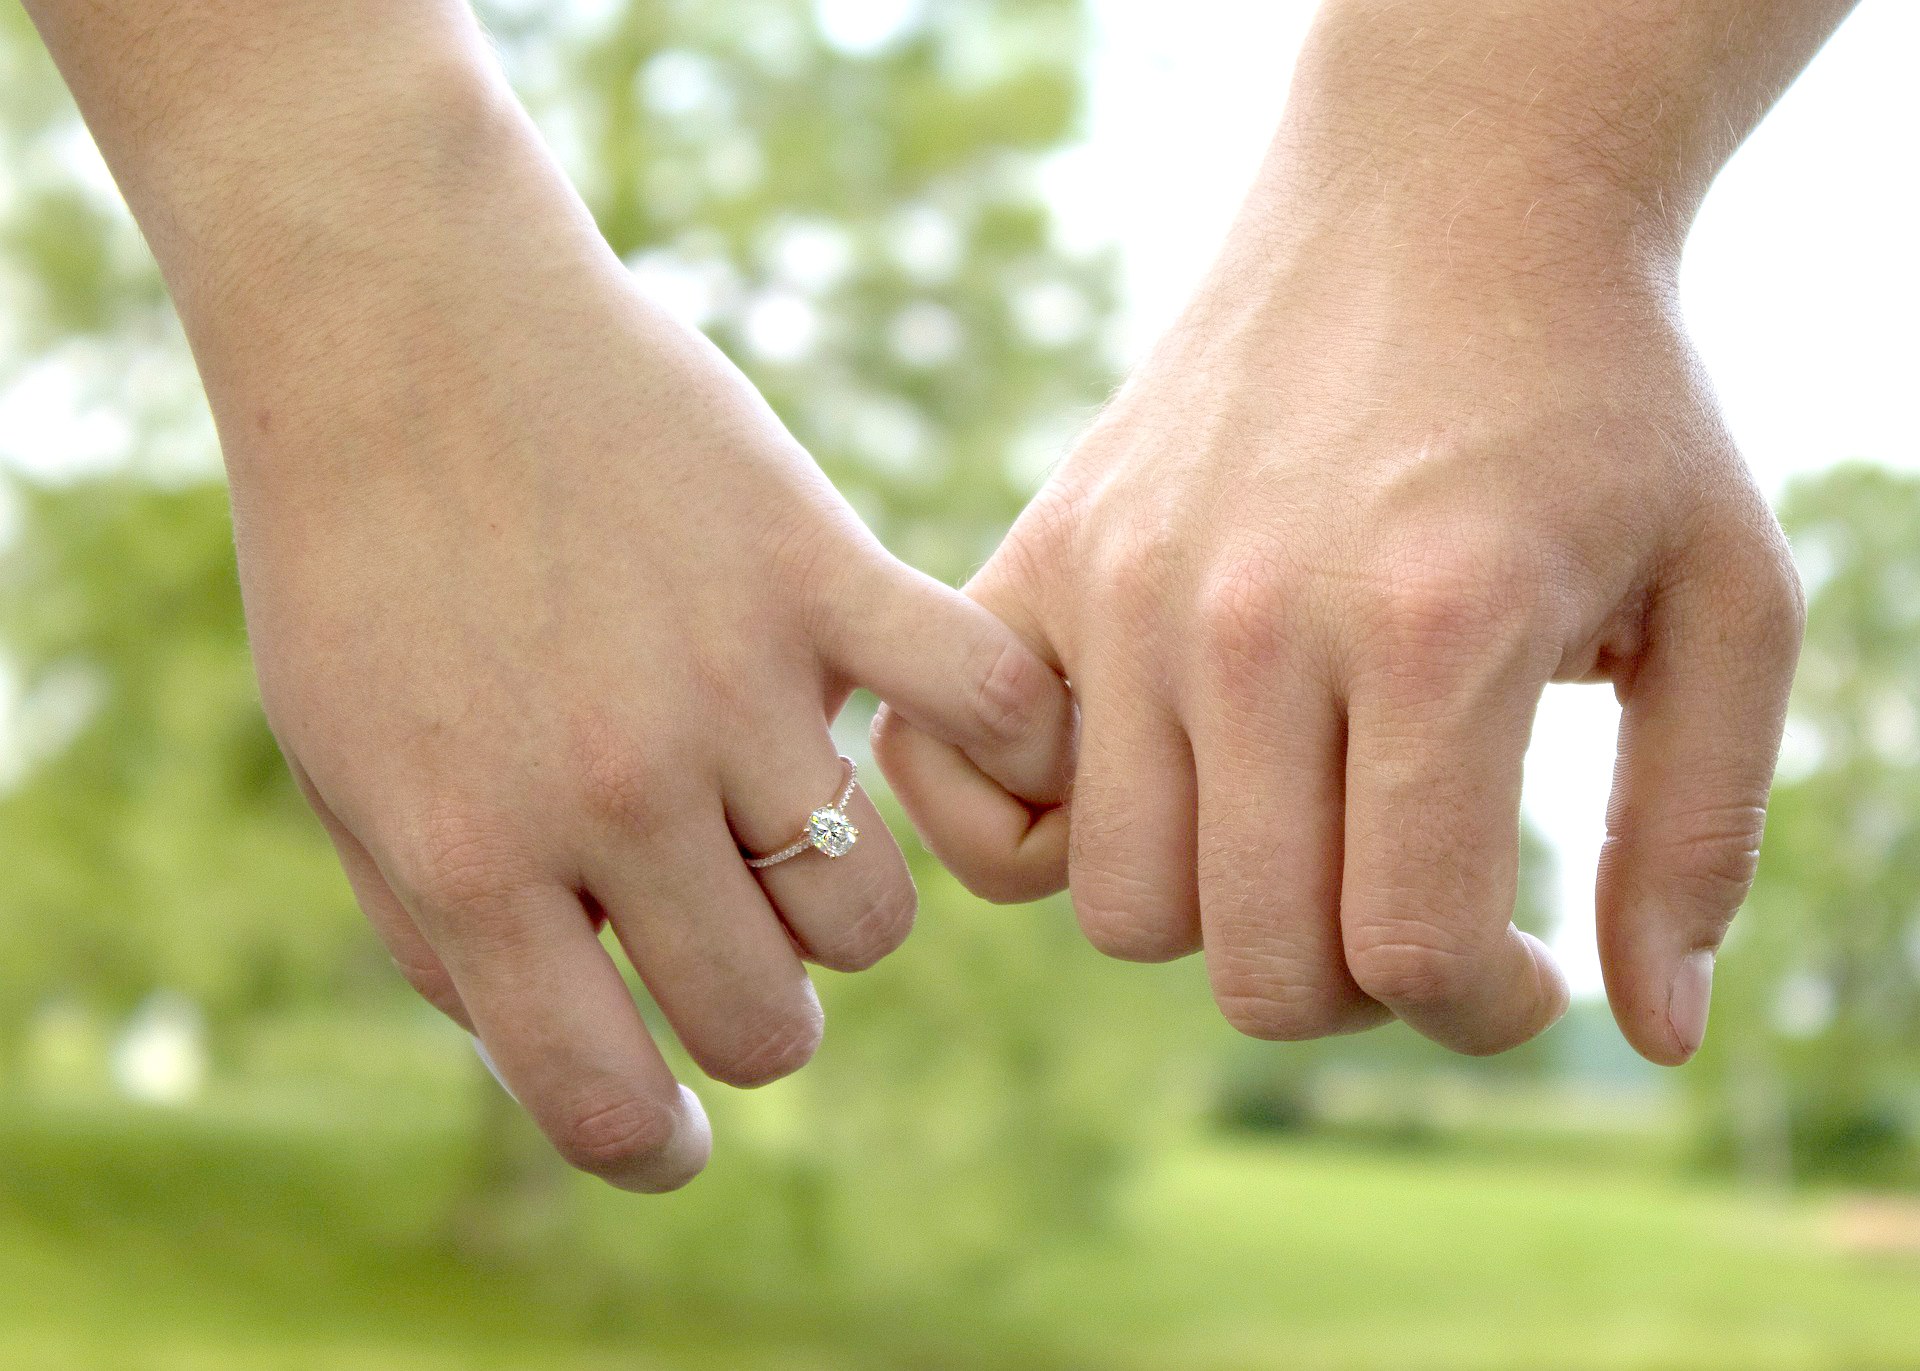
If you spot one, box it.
[26,0,1071,1189]
[878,0,1849,1063]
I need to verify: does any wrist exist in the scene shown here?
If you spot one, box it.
[1180,153,1674,374]
[1256,0,1756,290]
[137,57,628,482]
[54,1,493,262]
[80,5,610,382]
[153,60,538,332]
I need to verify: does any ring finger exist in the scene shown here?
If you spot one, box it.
[726,723,919,974]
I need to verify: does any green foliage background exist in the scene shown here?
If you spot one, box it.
[0,2,1916,1367]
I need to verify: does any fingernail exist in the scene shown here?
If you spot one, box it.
[635,1084,713,1193]
[471,1035,517,1101]
[1667,950,1716,1061]
[676,1084,712,1156]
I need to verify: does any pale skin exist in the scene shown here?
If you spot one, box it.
[21,0,1855,1189]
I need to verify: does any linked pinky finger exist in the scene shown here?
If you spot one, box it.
[871,703,1069,904]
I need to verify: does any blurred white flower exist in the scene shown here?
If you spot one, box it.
[626,248,741,330]
[1867,689,1919,763]
[743,291,821,363]
[847,394,932,475]
[704,134,766,197]
[111,993,207,1107]
[887,204,964,283]
[816,0,925,56]
[765,219,855,294]
[639,49,730,119]
[889,301,961,368]
[1772,971,1836,1040]
[1012,279,1091,348]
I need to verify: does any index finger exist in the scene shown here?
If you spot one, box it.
[825,556,1074,806]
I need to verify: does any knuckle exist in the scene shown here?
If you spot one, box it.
[1007,484,1089,569]
[1345,925,1476,1009]
[964,636,1050,750]
[808,870,917,972]
[702,1000,825,1089]
[1096,563,1162,634]
[1367,543,1532,668]
[552,1091,677,1178]
[1068,810,1196,962]
[569,719,670,835]
[976,491,1078,615]
[393,802,529,920]
[1194,552,1291,679]
[1618,799,1769,924]
[1203,908,1358,1039]
[1072,892,1196,963]
[1736,540,1809,663]
[1211,982,1349,1043]
[1093,520,1184,628]
[1683,512,1806,673]
[955,856,1064,907]
[1780,554,1809,640]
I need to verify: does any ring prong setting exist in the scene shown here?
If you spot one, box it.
[744,756,862,869]
[806,807,858,858]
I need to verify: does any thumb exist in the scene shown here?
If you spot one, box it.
[1596,533,1804,1065]
[830,549,1072,903]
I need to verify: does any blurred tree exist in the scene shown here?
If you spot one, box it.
[0,478,373,1070]
[1693,463,1920,1186]
[1,6,356,1073]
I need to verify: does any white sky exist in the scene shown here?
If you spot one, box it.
[1058,0,1920,994]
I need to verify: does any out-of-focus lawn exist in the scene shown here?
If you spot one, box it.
[1082,1145,1920,1370]
[2,1088,1916,1371]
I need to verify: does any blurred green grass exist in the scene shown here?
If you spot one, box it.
[5,1082,1916,1371]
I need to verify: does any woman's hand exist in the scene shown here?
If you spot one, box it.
[239,269,1066,1190]
[27,0,1071,1190]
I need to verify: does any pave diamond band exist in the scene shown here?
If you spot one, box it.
[745,756,860,869]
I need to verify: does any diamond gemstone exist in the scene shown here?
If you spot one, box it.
[805,807,858,858]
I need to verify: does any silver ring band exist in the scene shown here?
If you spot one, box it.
[745,756,860,868]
